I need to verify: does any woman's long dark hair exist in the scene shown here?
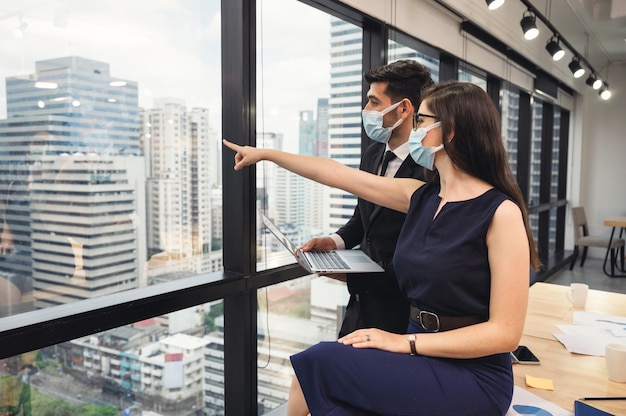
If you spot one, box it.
[424,81,540,271]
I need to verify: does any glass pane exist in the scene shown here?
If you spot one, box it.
[528,99,543,238]
[548,108,562,255]
[548,207,558,253]
[257,275,344,414]
[501,84,520,176]
[551,108,561,202]
[458,63,487,90]
[0,303,222,415]
[388,40,440,83]
[0,1,221,318]
[255,0,358,412]
[256,0,362,271]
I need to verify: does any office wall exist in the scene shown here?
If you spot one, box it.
[575,63,626,258]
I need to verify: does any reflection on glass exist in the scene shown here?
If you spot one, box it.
[0,1,222,318]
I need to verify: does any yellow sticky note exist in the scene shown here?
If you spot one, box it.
[525,374,554,391]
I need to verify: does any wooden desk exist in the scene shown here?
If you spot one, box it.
[514,282,626,414]
[523,282,626,340]
[603,216,626,277]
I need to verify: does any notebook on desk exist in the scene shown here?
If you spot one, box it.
[574,400,615,416]
[259,210,384,274]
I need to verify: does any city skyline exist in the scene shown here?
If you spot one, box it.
[0,0,333,153]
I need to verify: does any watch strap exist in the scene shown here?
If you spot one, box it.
[408,335,417,355]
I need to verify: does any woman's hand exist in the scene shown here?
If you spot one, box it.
[338,328,410,354]
[223,139,266,170]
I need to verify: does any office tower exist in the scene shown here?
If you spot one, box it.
[142,99,218,278]
[326,18,363,233]
[0,56,146,310]
[29,154,146,308]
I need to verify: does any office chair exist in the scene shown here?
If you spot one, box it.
[569,206,625,271]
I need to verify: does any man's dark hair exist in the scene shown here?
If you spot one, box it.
[364,60,433,111]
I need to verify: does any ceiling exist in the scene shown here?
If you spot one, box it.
[533,0,626,72]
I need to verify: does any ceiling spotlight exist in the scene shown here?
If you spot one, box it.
[486,0,505,10]
[585,74,603,90]
[520,10,539,40]
[599,83,611,100]
[545,36,565,61]
[568,57,585,78]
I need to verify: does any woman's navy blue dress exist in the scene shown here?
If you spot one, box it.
[290,183,515,416]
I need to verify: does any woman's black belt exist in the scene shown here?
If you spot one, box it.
[410,305,484,332]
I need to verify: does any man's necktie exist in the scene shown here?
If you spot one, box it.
[380,150,396,177]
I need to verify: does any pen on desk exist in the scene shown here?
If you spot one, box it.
[581,397,626,401]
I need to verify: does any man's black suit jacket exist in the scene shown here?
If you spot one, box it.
[336,141,425,336]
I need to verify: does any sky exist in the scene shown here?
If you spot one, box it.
[0,0,331,153]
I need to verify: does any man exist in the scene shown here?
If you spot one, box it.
[300,60,433,336]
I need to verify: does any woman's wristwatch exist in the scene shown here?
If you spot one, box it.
[407,334,417,355]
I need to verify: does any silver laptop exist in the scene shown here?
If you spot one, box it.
[259,211,384,274]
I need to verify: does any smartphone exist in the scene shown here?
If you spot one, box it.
[510,345,540,364]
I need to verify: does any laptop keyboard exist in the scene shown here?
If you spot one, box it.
[308,250,351,270]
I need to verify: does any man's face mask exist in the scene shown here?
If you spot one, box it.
[361,101,404,143]
[408,121,443,170]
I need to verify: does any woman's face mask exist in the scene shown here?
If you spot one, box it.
[361,101,404,143]
[408,121,443,170]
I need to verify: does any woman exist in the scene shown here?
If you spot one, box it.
[224,81,540,416]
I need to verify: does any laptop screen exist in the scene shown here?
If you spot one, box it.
[259,211,298,255]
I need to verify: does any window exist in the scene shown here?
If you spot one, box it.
[499,84,518,173]
[1,1,576,414]
[0,1,222,317]
[458,62,487,90]
[388,36,440,83]
[255,1,361,411]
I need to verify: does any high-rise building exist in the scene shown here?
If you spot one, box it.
[142,99,219,278]
[0,56,146,310]
[29,154,146,308]
[326,19,363,233]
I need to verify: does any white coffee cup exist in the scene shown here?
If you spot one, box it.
[605,343,626,383]
[566,283,588,308]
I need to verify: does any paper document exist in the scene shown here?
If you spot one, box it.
[573,311,626,337]
[506,386,572,416]
[552,312,626,356]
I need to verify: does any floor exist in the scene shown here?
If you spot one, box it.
[544,256,626,294]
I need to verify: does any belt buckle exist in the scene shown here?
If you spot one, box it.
[419,310,440,332]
